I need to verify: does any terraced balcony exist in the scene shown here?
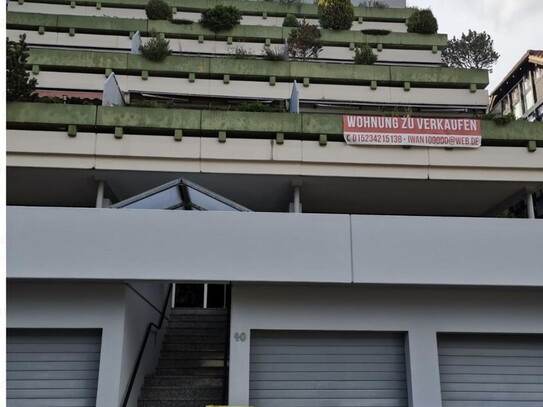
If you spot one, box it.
[8,0,414,21]
[6,102,543,149]
[21,47,488,109]
[7,11,447,51]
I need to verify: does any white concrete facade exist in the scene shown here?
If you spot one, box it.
[6,280,170,407]
[7,207,543,287]
[228,284,543,406]
[7,207,543,406]
[9,131,542,182]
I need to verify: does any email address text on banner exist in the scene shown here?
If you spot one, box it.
[343,115,482,148]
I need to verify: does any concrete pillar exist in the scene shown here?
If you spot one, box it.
[293,185,301,213]
[228,285,251,405]
[95,180,105,208]
[526,191,535,219]
[405,329,443,407]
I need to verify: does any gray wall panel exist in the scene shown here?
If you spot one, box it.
[351,215,543,286]
[7,207,352,283]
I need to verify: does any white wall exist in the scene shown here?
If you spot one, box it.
[7,281,127,407]
[6,280,170,407]
[121,282,171,407]
[7,207,543,287]
[228,284,543,407]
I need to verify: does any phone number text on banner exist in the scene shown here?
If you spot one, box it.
[343,115,482,148]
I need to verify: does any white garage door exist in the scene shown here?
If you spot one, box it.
[438,333,543,407]
[7,329,102,407]
[250,330,408,407]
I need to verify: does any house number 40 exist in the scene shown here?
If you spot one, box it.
[234,332,246,342]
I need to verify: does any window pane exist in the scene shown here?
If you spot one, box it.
[187,187,238,211]
[124,186,182,209]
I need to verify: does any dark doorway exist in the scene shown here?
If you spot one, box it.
[174,283,227,308]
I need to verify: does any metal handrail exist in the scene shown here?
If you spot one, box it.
[120,283,173,407]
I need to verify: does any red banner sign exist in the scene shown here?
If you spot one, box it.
[343,115,482,148]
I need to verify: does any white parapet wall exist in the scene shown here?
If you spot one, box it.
[7,131,543,182]
[7,206,543,287]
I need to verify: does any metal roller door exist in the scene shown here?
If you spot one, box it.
[250,330,408,407]
[7,329,102,407]
[438,333,543,407]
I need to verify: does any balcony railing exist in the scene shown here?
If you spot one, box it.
[8,0,415,21]
[7,102,543,149]
[8,11,447,51]
[25,48,488,89]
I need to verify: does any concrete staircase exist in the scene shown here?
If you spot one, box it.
[138,308,228,407]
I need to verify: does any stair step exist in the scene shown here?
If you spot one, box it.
[170,308,227,315]
[140,387,222,401]
[163,335,226,344]
[158,359,224,368]
[165,328,226,336]
[169,314,227,322]
[160,351,225,360]
[144,376,223,388]
[155,367,223,377]
[138,400,222,407]
[161,343,225,352]
[168,321,228,329]
[138,308,228,406]
[166,328,226,337]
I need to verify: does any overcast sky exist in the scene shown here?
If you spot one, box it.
[407,0,543,93]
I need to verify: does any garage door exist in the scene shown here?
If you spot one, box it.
[438,333,543,407]
[7,329,102,407]
[250,331,407,407]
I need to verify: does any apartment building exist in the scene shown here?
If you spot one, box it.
[6,1,543,407]
[489,50,543,122]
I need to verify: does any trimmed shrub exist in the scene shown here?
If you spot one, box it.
[145,0,172,21]
[353,43,377,64]
[140,32,171,62]
[287,19,323,61]
[317,0,354,31]
[282,14,299,27]
[200,5,242,32]
[407,8,438,34]
[361,29,391,36]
